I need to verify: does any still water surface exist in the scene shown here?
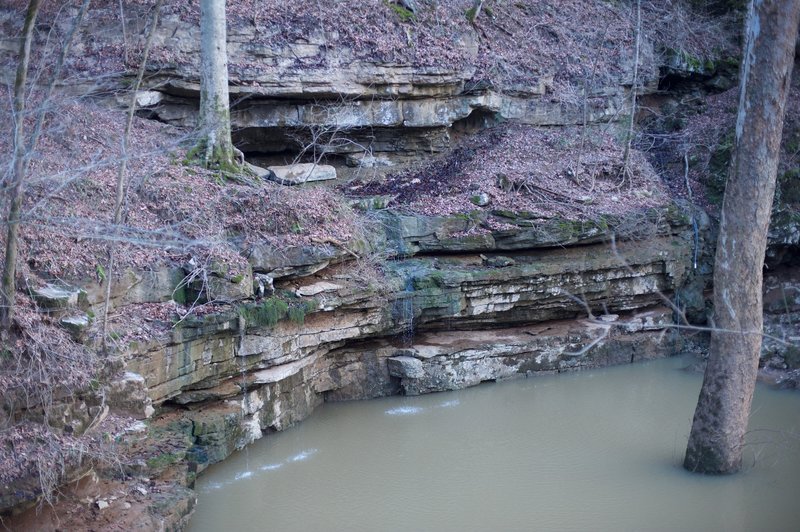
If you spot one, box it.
[189,357,800,532]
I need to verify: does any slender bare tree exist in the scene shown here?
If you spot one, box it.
[619,0,641,189]
[684,0,800,475]
[1,0,43,333]
[1,0,91,333]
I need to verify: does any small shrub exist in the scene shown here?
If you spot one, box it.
[287,306,306,325]
[239,297,289,327]
[385,1,415,22]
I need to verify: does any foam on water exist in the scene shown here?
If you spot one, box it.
[290,449,318,462]
[385,406,423,416]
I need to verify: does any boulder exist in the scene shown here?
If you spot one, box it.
[469,192,491,207]
[247,243,342,279]
[32,284,84,313]
[267,163,337,185]
[106,372,155,419]
[60,313,92,342]
[205,267,253,303]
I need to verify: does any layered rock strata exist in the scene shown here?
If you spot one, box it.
[105,206,698,474]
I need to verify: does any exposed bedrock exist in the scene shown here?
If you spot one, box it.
[91,206,701,475]
[0,200,706,521]
[122,14,656,161]
[148,87,627,159]
[177,307,683,466]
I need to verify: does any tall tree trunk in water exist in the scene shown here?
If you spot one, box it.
[198,0,236,170]
[684,0,800,475]
[1,0,42,332]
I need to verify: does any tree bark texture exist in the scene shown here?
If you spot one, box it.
[684,0,800,474]
[198,0,235,169]
[1,0,42,331]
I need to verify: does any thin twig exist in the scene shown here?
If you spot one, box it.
[102,0,163,350]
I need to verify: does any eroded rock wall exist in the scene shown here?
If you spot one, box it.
[96,206,700,480]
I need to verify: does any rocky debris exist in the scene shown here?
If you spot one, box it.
[125,421,148,434]
[106,373,155,420]
[621,310,674,332]
[4,472,196,531]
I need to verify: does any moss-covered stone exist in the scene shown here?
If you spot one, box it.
[385,0,415,22]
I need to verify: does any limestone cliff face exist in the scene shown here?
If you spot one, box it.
[0,196,709,522]
[107,206,699,470]
[139,20,635,162]
[0,2,757,526]
[38,1,668,165]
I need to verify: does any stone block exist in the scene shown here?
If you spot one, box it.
[267,163,337,185]
[32,284,84,313]
[60,313,92,342]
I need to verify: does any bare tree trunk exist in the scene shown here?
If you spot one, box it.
[619,0,640,189]
[102,0,162,350]
[198,0,236,170]
[1,0,42,332]
[684,0,800,475]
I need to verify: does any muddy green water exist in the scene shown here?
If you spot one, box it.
[189,358,800,532]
